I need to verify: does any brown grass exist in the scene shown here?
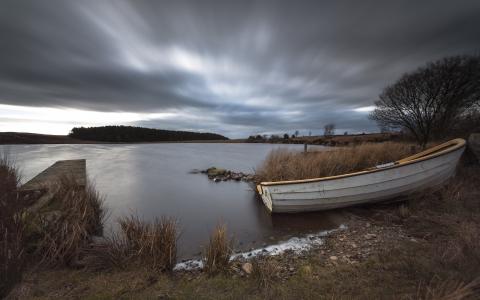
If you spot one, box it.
[376,163,480,299]
[418,277,480,300]
[251,257,281,290]
[84,215,178,272]
[0,154,25,298]
[31,176,105,267]
[119,215,178,272]
[81,232,130,272]
[204,223,233,275]
[256,142,420,182]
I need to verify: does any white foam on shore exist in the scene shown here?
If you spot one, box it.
[174,224,347,271]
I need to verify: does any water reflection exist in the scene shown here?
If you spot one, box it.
[2,143,345,259]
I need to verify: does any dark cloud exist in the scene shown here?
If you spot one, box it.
[1,0,479,137]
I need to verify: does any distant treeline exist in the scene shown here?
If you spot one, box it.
[69,126,229,142]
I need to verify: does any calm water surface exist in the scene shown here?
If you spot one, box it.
[2,143,346,259]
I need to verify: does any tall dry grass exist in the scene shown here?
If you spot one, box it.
[32,176,105,267]
[84,215,178,272]
[0,154,25,298]
[119,215,178,272]
[256,142,420,182]
[204,223,233,275]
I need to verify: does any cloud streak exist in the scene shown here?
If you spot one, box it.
[0,0,479,137]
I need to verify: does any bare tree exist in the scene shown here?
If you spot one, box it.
[324,123,335,137]
[370,55,480,147]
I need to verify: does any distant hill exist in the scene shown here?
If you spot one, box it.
[69,126,229,142]
[0,132,90,144]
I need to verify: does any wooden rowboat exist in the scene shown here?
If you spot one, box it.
[256,138,466,213]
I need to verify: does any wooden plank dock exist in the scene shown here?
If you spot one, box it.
[20,159,86,192]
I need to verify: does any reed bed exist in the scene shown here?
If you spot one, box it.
[0,155,25,298]
[204,223,233,275]
[255,142,419,182]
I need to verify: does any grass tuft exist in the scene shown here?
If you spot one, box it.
[204,223,233,275]
[85,215,179,272]
[119,215,178,272]
[251,258,281,289]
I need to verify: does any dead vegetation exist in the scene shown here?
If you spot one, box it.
[256,141,420,182]
[0,157,106,297]
[5,144,480,299]
[251,257,282,290]
[28,176,105,267]
[204,223,233,275]
[83,215,178,272]
[119,215,178,272]
[0,155,25,298]
[372,162,480,299]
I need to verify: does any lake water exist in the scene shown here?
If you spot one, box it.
[2,143,346,259]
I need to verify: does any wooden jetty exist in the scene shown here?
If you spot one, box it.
[20,159,86,192]
[19,159,87,211]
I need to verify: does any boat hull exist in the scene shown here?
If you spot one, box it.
[257,140,465,213]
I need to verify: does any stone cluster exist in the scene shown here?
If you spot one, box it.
[190,167,256,182]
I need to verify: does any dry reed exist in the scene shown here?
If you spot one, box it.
[0,154,25,298]
[256,142,419,182]
[118,215,178,272]
[204,223,233,275]
[32,176,105,267]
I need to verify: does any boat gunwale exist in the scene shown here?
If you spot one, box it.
[258,138,466,188]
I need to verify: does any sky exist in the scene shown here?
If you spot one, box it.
[1,0,479,138]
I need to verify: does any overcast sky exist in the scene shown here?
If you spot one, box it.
[1,0,479,137]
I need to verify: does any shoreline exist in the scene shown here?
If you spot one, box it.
[0,131,398,145]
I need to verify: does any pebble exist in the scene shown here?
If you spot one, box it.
[242,263,253,274]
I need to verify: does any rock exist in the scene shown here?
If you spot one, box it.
[329,256,338,261]
[207,167,227,176]
[364,233,377,240]
[468,133,480,162]
[242,262,253,274]
[213,178,221,183]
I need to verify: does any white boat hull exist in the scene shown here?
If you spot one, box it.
[257,139,465,213]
